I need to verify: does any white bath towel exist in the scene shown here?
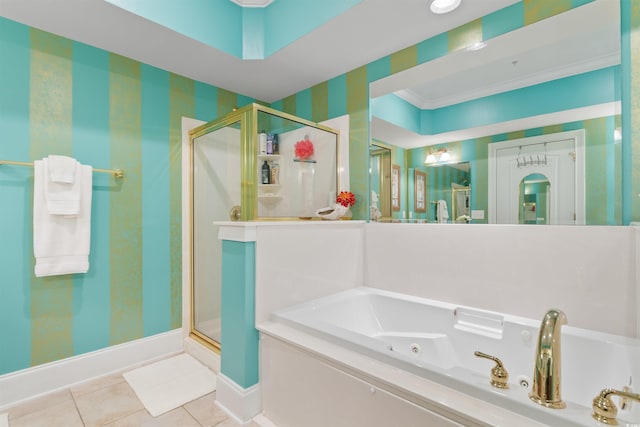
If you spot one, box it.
[48,154,77,183]
[44,156,82,215]
[34,159,92,277]
[437,199,449,223]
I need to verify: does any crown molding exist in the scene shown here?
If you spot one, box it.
[372,101,620,149]
[397,52,620,110]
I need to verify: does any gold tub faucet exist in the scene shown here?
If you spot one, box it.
[529,309,567,409]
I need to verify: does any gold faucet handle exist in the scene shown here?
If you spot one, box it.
[474,351,509,389]
[592,388,640,425]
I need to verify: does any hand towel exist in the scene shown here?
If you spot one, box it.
[48,154,77,183]
[437,199,449,223]
[34,159,92,277]
[43,157,82,216]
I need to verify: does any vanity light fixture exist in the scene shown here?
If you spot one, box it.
[430,0,461,14]
[425,148,451,164]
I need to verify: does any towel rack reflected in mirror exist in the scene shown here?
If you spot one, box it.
[0,159,124,179]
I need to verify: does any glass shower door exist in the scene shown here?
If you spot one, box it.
[191,121,241,348]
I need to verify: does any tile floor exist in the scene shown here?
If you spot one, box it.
[3,359,260,427]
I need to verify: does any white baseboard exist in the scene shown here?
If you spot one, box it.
[183,336,220,373]
[215,373,261,424]
[0,329,183,410]
[252,413,279,427]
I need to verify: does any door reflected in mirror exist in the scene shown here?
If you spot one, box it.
[370,143,392,221]
[519,173,550,225]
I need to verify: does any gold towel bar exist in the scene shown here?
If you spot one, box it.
[0,160,124,179]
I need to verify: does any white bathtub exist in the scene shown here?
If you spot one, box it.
[268,287,640,427]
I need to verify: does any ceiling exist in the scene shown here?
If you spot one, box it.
[0,0,521,103]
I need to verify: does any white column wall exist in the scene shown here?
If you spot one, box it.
[250,221,365,326]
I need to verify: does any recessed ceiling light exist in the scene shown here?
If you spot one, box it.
[466,41,486,51]
[430,0,461,14]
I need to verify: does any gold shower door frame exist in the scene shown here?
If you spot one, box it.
[187,103,340,351]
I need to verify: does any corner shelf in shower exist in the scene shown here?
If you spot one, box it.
[258,183,282,204]
[258,152,282,203]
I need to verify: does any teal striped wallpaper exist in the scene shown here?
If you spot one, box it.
[0,18,254,375]
[1,17,33,374]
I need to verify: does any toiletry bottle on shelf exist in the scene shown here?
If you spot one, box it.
[266,134,273,155]
[259,131,267,155]
[261,160,271,184]
[272,134,279,154]
[270,161,279,184]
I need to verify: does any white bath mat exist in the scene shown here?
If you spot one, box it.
[0,413,7,427]
[123,353,216,417]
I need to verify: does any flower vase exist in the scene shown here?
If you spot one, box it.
[294,158,316,218]
[340,206,352,220]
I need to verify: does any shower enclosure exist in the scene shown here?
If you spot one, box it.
[188,104,340,350]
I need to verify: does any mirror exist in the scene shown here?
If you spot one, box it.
[369,0,621,225]
[520,173,550,224]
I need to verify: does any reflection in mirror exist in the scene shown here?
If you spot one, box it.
[369,143,391,221]
[424,162,471,223]
[490,130,585,225]
[452,183,471,223]
[519,173,550,225]
[369,0,621,225]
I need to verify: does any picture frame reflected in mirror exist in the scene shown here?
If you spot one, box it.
[414,170,426,213]
[391,164,400,211]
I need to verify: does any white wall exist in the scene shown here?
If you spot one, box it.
[321,114,350,192]
[257,114,350,218]
[251,221,637,337]
[259,127,338,218]
[365,223,637,337]
[254,222,364,326]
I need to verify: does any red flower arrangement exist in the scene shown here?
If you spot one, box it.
[336,191,356,208]
[294,138,314,160]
